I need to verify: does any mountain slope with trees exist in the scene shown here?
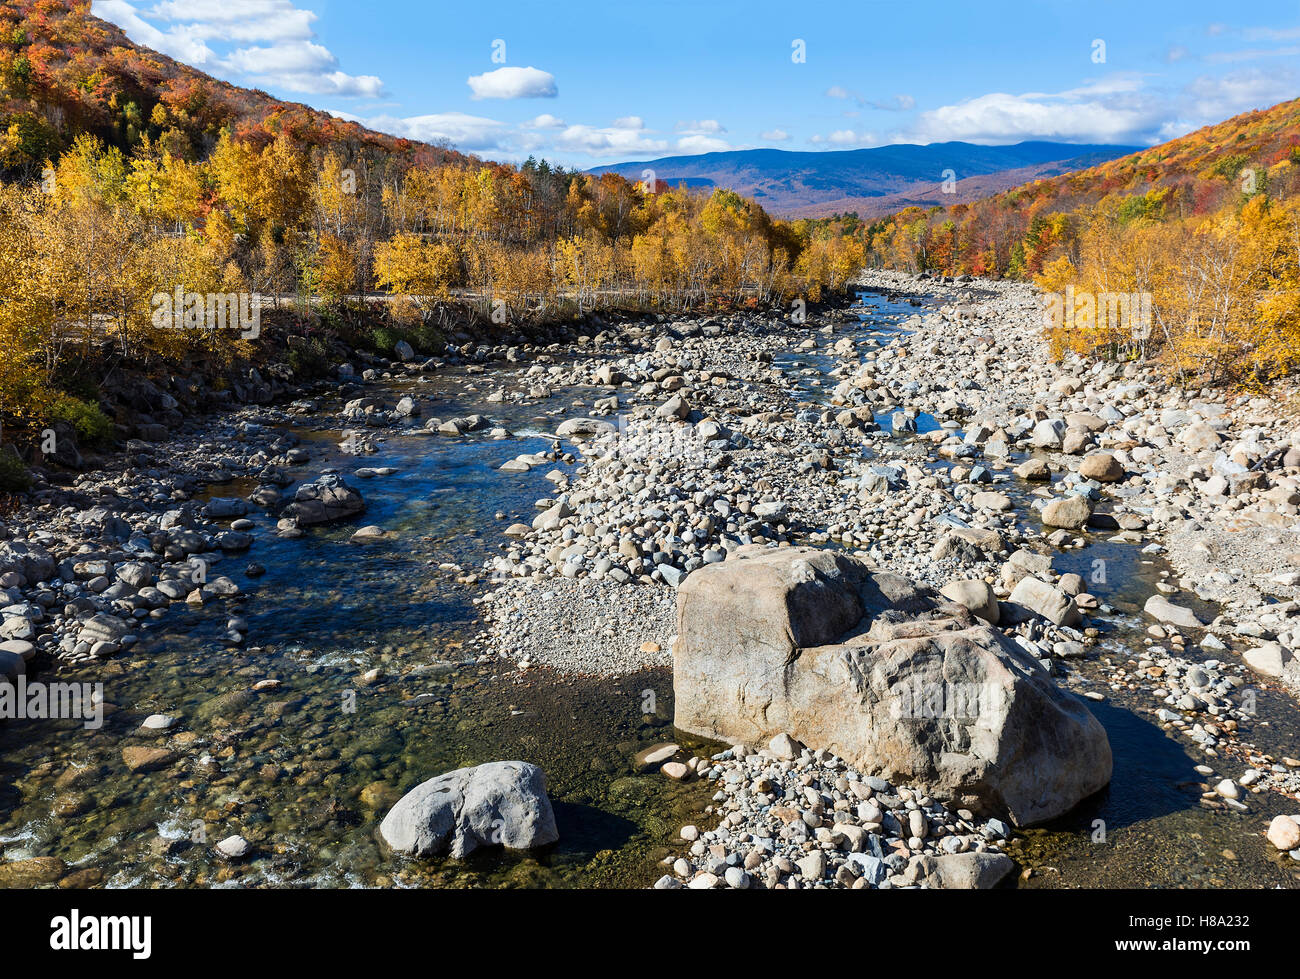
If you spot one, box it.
[857,96,1300,385]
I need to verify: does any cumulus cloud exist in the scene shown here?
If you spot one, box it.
[674,134,730,153]
[1184,67,1298,122]
[553,119,667,156]
[467,66,558,100]
[526,113,566,129]
[760,128,791,142]
[333,110,511,152]
[92,0,384,97]
[676,119,726,134]
[905,76,1167,144]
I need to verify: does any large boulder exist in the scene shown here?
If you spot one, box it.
[1041,494,1092,530]
[1007,576,1081,627]
[674,547,1111,826]
[281,474,365,526]
[900,851,1015,889]
[379,761,559,859]
[0,541,56,585]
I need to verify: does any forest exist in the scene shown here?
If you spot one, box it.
[0,1,863,454]
[851,97,1300,387]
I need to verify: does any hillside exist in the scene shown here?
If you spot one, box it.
[860,95,1300,281]
[588,141,1139,218]
[0,0,454,175]
[855,95,1300,386]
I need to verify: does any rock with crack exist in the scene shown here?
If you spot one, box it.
[379,761,559,859]
[280,474,366,526]
[673,546,1112,826]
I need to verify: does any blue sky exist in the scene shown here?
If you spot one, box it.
[92,1,1300,167]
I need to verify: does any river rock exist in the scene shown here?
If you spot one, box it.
[1041,494,1092,530]
[1008,576,1081,627]
[556,417,617,438]
[1143,594,1205,629]
[1079,452,1123,482]
[1266,815,1300,851]
[379,760,559,859]
[281,474,366,525]
[940,579,1000,624]
[900,851,1014,889]
[673,546,1112,825]
[0,541,56,585]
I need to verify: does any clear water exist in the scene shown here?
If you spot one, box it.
[0,293,1296,889]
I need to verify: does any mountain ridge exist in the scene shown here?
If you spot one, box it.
[587,140,1142,217]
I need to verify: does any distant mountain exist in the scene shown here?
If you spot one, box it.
[587,141,1141,218]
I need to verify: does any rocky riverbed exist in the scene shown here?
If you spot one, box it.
[2,276,1299,889]
[475,272,1300,887]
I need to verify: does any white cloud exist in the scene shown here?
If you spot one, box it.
[811,129,878,146]
[676,119,726,134]
[336,111,512,152]
[554,120,667,156]
[761,128,791,142]
[92,0,384,97]
[906,76,1166,144]
[1185,68,1298,122]
[674,134,730,154]
[467,66,557,100]
[527,113,566,129]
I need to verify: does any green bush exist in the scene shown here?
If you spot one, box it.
[0,451,31,492]
[287,338,331,378]
[51,395,113,446]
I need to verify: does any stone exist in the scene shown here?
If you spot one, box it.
[634,743,679,771]
[379,761,559,859]
[1266,815,1300,851]
[1015,458,1051,481]
[1079,452,1123,482]
[1008,576,1081,627]
[901,852,1015,889]
[556,417,617,438]
[796,850,826,880]
[1041,494,1092,530]
[0,856,66,887]
[940,580,1000,624]
[216,835,250,860]
[1242,642,1295,679]
[1143,595,1204,629]
[769,732,800,759]
[281,474,365,526]
[673,547,1112,825]
[122,746,179,773]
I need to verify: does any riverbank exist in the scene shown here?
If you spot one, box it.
[1,275,1298,889]
[472,269,1300,887]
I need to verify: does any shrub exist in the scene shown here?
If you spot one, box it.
[0,450,31,492]
[51,395,113,446]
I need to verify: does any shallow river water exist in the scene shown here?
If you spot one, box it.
[0,290,1297,888]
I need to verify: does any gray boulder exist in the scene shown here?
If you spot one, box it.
[379,761,559,859]
[901,852,1015,889]
[0,542,56,585]
[1007,576,1081,627]
[281,475,365,526]
[673,547,1111,825]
